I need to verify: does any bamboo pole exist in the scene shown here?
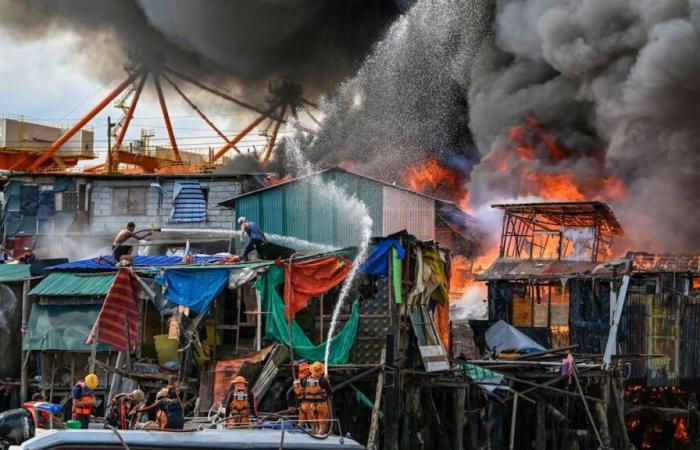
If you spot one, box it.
[509,393,518,450]
[366,359,385,450]
[572,366,604,448]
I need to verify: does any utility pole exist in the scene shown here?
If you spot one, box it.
[106,116,114,172]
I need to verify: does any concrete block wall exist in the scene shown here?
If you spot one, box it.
[89,178,240,232]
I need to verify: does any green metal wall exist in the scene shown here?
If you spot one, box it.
[234,170,383,248]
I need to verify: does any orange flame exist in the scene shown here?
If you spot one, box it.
[449,255,475,300]
[402,157,470,211]
[485,117,628,202]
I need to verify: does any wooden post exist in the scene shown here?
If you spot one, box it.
[572,367,605,448]
[454,387,466,450]
[594,400,612,450]
[20,279,30,403]
[367,353,385,450]
[107,352,124,405]
[383,334,400,450]
[509,393,518,450]
[689,394,698,450]
[611,375,631,449]
[89,323,99,373]
[255,289,262,352]
[535,402,545,450]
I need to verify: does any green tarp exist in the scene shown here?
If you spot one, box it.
[23,304,108,351]
[254,265,359,364]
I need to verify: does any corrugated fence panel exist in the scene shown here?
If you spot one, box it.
[381,186,434,241]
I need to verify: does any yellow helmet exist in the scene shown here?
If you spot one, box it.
[85,373,99,390]
[310,361,325,377]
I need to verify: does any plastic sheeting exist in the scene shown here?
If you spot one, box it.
[20,184,38,216]
[283,256,351,319]
[155,268,229,313]
[37,191,55,219]
[485,320,546,354]
[255,265,359,364]
[23,304,108,351]
[360,238,405,276]
[169,181,207,223]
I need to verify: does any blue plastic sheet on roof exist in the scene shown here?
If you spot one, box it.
[360,238,405,276]
[48,255,226,271]
[154,268,229,313]
[170,181,207,223]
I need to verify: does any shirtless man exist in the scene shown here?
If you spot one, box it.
[113,222,151,261]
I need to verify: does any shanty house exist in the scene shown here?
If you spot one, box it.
[2,172,257,259]
[218,167,482,260]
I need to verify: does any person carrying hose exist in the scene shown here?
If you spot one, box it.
[292,361,311,428]
[104,389,145,430]
[225,376,257,426]
[303,362,334,435]
[112,222,152,261]
[238,217,267,261]
[137,388,184,430]
[71,373,98,429]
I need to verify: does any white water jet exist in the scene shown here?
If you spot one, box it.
[158,227,336,254]
[283,126,373,373]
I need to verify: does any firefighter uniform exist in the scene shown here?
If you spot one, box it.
[226,376,256,427]
[105,389,145,430]
[71,373,98,429]
[293,361,310,427]
[303,362,334,435]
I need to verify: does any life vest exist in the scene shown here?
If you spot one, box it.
[303,376,328,402]
[73,382,94,415]
[293,378,306,400]
[230,388,250,413]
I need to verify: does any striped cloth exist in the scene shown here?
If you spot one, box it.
[169,181,207,223]
[87,269,140,352]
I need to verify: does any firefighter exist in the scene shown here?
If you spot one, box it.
[303,362,334,435]
[292,361,311,427]
[225,376,256,427]
[104,389,145,430]
[137,388,184,430]
[71,373,98,429]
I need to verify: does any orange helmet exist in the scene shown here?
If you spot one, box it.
[232,376,247,385]
[310,361,325,376]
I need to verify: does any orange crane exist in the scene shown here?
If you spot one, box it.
[13,62,319,174]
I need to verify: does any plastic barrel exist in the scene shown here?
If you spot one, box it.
[154,334,179,365]
[66,420,82,429]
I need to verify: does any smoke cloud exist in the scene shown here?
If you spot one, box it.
[302,0,700,252]
[0,0,402,96]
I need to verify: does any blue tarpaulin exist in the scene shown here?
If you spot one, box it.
[360,238,405,276]
[155,268,229,313]
[170,181,207,223]
[48,255,226,271]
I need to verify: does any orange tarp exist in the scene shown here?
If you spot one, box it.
[283,256,352,320]
[435,302,451,353]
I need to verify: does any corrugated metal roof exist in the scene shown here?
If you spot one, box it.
[476,258,608,281]
[48,255,226,271]
[219,167,445,206]
[0,264,32,282]
[30,272,115,296]
[628,252,700,274]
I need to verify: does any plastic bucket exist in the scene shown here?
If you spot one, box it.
[66,420,82,429]
[154,334,179,365]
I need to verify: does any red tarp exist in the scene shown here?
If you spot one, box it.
[283,256,351,320]
[87,269,140,352]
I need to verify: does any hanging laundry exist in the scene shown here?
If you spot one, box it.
[360,238,405,276]
[155,268,229,313]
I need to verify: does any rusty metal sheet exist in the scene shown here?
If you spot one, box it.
[476,258,607,281]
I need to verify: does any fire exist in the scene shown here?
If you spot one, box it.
[402,157,470,210]
[484,117,628,202]
[449,255,475,299]
[673,418,689,441]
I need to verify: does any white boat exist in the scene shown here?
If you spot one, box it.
[18,428,364,449]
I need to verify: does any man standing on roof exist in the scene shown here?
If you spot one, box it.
[113,222,152,261]
[238,217,267,261]
[18,247,36,264]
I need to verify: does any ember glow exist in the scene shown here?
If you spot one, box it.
[402,157,470,211]
[478,118,627,203]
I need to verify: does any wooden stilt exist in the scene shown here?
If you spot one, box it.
[535,402,545,450]
[594,400,612,449]
[611,375,631,449]
[453,388,466,450]
[367,359,385,450]
[689,394,698,450]
[508,393,518,450]
[572,367,604,448]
